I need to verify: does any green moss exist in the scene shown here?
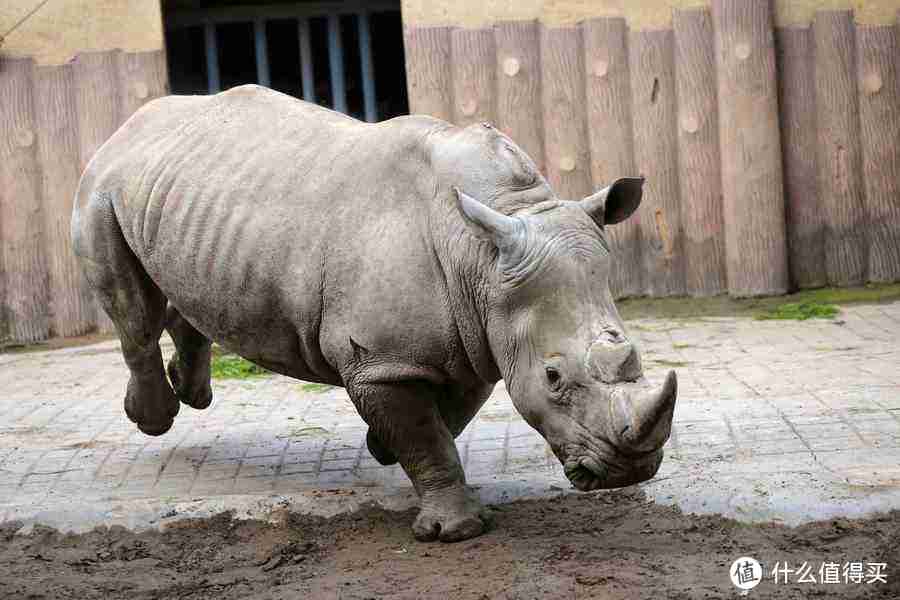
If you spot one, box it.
[210,346,270,379]
[277,426,331,439]
[755,301,839,321]
[299,382,334,394]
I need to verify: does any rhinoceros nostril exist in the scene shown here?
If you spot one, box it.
[603,328,626,344]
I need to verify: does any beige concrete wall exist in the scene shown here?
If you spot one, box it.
[1,0,164,65]
[401,0,900,29]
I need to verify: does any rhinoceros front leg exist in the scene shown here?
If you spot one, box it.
[349,380,489,542]
[365,384,494,467]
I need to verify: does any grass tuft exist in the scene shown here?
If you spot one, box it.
[209,345,270,379]
[299,382,334,394]
[755,301,839,321]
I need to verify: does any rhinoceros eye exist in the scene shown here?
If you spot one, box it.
[545,366,562,389]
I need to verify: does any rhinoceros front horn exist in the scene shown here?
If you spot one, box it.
[609,370,677,454]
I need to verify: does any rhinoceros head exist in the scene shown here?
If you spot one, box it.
[454,179,676,491]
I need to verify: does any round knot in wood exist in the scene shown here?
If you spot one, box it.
[502,57,520,77]
[15,127,34,148]
[863,72,883,95]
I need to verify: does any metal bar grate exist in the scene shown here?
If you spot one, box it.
[298,18,315,103]
[357,11,377,123]
[204,22,221,93]
[253,19,271,87]
[327,14,347,114]
[185,2,395,121]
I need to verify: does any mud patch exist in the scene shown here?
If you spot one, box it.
[0,490,896,599]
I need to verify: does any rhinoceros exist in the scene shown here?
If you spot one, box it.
[72,85,677,542]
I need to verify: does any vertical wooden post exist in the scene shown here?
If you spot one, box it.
[117,50,170,122]
[629,28,685,297]
[73,50,123,332]
[403,25,453,121]
[813,10,868,286]
[540,25,591,200]
[33,63,95,338]
[776,25,826,289]
[494,20,544,174]
[674,8,726,297]
[856,24,900,283]
[450,28,496,127]
[0,58,49,342]
[582,17,642,299]
[712,0,788,296]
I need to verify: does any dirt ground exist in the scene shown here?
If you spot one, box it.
[1,489,897,600]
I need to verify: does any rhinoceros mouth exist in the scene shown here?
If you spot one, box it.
[563,449,664,491]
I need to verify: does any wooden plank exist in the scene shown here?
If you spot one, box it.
[540,25,591,200]
[494,20,544,174]
[776,26,827,289]
[403,25,453,121]
[450,28,496,127]
[629,29,685,297]
[33,63,96,338]
[118,50,170,121]
[582,17,641,299]
[856,24,900,283]
[73,50,123,332]
[712,0,788,296]
[812,10,868,286]
[0,58,50,342]
[673,8,726,297]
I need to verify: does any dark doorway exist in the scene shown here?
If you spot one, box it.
[162,1,408,121]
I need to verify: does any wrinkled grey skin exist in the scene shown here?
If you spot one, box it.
[72,85,677,542]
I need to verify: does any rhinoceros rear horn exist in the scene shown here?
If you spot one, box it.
[580,177,645,226]
[452,187,523,249]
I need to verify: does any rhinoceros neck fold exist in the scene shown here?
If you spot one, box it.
[429,207,506,386]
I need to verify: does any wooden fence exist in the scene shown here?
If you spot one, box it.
[403,1,900,300]
[1,1,899,344]
[0,49,168,344]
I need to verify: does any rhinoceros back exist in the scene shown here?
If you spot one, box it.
[82,85,448,380]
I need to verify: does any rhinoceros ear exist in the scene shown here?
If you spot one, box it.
[580,177,644,226]
[452,187,522,247]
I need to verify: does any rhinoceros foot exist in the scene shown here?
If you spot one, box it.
[366,429,398,466]
[413,486,491,543]
[167,353,213,410]
[124,375,179,436]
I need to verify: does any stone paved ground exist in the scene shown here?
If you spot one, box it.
[1,302,899,532]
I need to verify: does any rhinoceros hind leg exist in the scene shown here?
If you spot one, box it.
[366,429,398,465]
[349,380,489,542]
[165,306,213,410]
[73,190,178,436]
